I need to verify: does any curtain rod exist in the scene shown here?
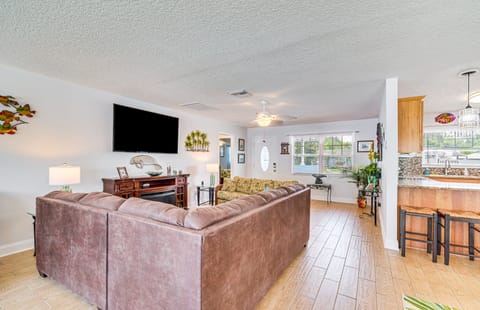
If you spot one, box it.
[286,130,359,137]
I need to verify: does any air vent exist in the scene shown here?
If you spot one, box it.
[228,89,252,98]
[179,102,215,111]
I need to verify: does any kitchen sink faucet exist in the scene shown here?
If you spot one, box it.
[444,159,451,175]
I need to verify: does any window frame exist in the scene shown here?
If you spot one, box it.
[290,133,354,175]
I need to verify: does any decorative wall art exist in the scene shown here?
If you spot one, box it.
[280,142,290,155]
[434,113,456,124]
[0,95,36,135]
[238,138,245,151]
[185,130,210,152]
[376,122,384,161]
[357,140,374,153]
[238,153,245,164]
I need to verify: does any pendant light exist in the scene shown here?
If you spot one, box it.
[458,69,480,128]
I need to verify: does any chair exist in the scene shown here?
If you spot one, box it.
[437,209,480,265]
[399,205,438,263]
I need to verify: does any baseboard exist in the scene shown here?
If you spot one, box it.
[384,238,399,251]
[311,193,355,204]
[0,239,34,257]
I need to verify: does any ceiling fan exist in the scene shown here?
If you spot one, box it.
[252,100,297,127]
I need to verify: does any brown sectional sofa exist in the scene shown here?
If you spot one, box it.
[215,176,299,204]
[36,184,310,310]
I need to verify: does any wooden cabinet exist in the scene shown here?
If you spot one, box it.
[102,174,189,209]
[398,96,424,153]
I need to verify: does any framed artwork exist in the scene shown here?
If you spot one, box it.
[238,138,245,152]
[280,142,289,155]
[220,145,224,157]
[117,166,129,179]
[238,153,245,164]
[376,122,384,161]
[357,140,373,153]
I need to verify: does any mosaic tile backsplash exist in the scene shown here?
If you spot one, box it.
[398,156,480,177]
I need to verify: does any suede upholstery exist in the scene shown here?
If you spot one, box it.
[36,185,310,310]
[79,192,126,211]
[36,196,109,309]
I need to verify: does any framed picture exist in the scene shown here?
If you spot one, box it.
[220,145,224,157]
[357,140,373,153]
[117,166,129,179]
[238,153,245,164]
[280,142,289,155]
[238,138,245,152]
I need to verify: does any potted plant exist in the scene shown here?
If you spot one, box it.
[350,167,368,208]
[347,148,381,208]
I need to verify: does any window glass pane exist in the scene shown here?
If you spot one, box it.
[423,129,480,167]
[291,133,353,174]
[260,146,269,172]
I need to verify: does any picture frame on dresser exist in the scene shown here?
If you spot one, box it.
[117,166,129,179]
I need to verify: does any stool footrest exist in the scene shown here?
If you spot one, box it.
[405,231,428,237]
[405,237,433,244]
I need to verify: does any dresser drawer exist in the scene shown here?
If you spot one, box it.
[177,177,186,185]
[117,181,134,192]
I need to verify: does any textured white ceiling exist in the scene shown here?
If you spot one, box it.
[1,1,479,127]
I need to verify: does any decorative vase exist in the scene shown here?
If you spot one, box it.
[357,197,367,208]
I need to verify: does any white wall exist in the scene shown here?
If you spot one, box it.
[0,64,246,256]
[378,78,399,250]
[246,118,378,203]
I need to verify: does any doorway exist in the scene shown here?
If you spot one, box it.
[219,134,232,183]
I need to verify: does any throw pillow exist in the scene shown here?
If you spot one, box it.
[236,177,252,194]
[221,178,237,192]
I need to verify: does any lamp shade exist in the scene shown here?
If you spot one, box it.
[49,164,81,185]
[206,163,219,173]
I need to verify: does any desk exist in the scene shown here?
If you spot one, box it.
[306,183,332,203]
[360,189,380,226]
[197,186,215,206]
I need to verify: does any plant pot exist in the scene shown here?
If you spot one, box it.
[357,197,367,208]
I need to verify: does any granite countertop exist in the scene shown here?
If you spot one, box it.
[398,177,480,191]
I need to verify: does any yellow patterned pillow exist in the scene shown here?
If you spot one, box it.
[249,179,264,193]
[221,178,237,192]
[236,177,252,194]
[273,180,299,188]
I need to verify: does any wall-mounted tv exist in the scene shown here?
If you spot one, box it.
[113,104,179,153]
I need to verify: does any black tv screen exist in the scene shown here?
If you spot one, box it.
[113,104,179,153]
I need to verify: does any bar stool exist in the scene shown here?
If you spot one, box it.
[399,205,438,263]
[437,209,480,265]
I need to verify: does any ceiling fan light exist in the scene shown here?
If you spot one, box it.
[256,117,272,127]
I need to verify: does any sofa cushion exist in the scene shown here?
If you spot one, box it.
[79,192,126,211]
[280,184,306,194]
[44,191,88,202]
[257,188,289,203]
[184,201,244,230]
[273,180,299,189]
[235,194,268,212]
[118,198,187,226]
[217,191,249,201]
[248,179,274,194]
[235,177,252,194]
[221,178,237,192]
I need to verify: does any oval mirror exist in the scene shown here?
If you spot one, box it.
[260,145,270,172]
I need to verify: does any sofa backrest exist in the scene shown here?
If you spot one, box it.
[221,176,299,194]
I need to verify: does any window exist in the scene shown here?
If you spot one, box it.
[423,128,480,166]
[260,145,270,171]
[291,134,353,174]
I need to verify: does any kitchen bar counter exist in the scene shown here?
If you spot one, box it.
[398,177,480,254]
[398,176,480,191]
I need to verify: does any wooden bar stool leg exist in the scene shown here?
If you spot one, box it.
[469,222,475,261]
[427,217,432,254]
[444,214,450,265]
[437,215,442,256]
[400,209,406,257]
[432,213,438,263]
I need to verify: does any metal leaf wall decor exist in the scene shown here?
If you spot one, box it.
[185,130,209,152]
[0,95,36,135]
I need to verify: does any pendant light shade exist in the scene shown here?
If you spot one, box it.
[458,69,480,128]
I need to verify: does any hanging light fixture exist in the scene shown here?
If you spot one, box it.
[458,69,480,128]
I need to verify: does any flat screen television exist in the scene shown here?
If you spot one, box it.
[113,104,179,153]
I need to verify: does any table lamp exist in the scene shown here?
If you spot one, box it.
[49,163,81,192]
[206,163,219,187]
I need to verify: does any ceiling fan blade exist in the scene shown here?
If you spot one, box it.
[275,114,297,121]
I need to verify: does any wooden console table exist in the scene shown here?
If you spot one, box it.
[102,174,189,209]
